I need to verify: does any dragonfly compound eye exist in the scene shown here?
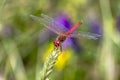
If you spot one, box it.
[54,40,60,47]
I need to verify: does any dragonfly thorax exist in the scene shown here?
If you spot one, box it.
[54,33,67,47]
[58,33,67,43]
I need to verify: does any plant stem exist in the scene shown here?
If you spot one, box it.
[40,47,60,80]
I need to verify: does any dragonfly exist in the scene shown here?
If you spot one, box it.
[30,14,101,50]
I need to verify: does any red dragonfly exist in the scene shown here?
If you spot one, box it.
[30,14,101,49]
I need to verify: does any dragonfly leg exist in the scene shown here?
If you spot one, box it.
[60,45,62,52]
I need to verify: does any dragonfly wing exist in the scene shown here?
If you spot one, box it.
[30,15,59,34]
[69,31,101,40]
[41,13,68,32]
[30,14,68,34]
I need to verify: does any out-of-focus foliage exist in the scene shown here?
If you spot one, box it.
[0,0,120,80]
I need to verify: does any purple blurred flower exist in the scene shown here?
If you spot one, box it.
[88,18,102,35]
[54,13,72,29]
[86,10,102,36]
[116,16,120,32]
[0,24,15,38]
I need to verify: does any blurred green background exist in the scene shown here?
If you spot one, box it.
[0,0,120,80]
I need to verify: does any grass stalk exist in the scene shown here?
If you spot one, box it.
[40,47,61,80]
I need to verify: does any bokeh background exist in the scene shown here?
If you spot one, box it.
[0,0,120,80]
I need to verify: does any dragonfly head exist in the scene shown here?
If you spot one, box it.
[54,40,61,47]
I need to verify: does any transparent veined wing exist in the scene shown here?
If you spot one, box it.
[30,14,68,34]
[69,31,101,40]
[41,13,69,32]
